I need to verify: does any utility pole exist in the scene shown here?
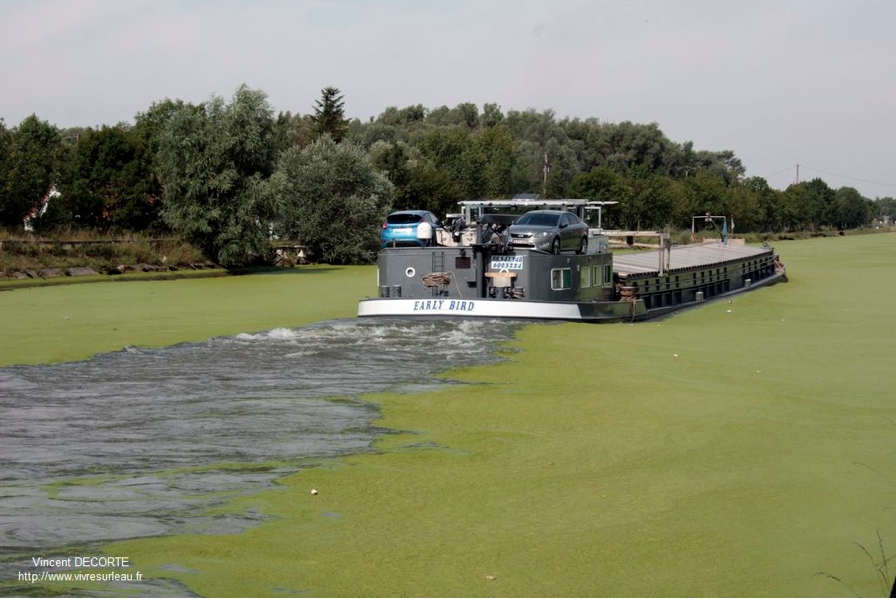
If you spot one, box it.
[542,154,550,197]
[796,163,800,185]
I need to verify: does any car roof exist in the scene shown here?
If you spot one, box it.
[389,210,432,216]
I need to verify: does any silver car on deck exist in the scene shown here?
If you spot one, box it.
[508,210,589,254]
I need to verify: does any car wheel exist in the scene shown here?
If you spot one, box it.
[577,236,587,255]
[551,237,561,255]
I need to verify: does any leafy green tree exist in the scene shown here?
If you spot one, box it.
[0,115,62,228]
[358,106,423,148]
[800,178,836,229]
[47,125,161,231]
[418,127,486,200]
[378,104,426,127]
[504,110,571,193]
[134,99,193,160]
[667,178,699,228]
[559,117,610,173]
[426,105,457,127]
[54,127,119,229]
[741,176,782,232]
[604,121,673,173]
[372,139,466,216]
[270,135,393,264]
[355,120,400,148]
[724,182,761,233]
[831,187,874,229]
[349,101,770,225]
[3,93,864,237]
[568,166,632,228]
[779,184,814,231]
[875,197,896,221]
[504,108,558,146]
[447,102,480,129]
[311,87,348,143]
[368,141,418,210]
[274,111,315,150]
[129,99,198,230]
[157,85,278,267]
[618,167,675,230]
[405,163,464,217]
[692,149,744,184]
[0,120,10,222]
[684,170,729,221]
[541,142,580,198]
[482,103,504,128]
[477,124,516,198]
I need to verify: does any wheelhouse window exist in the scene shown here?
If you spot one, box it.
[603,264,612,286]
[551,268,572,290]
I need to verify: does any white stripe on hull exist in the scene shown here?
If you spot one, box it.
[357,298,585,321]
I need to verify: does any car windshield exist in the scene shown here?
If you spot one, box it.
[515,212,559,227]
[387,213,423,225]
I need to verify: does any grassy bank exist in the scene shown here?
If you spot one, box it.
[8,233,896,596]
[0,231,209,277]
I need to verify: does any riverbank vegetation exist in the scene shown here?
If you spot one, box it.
[2,85,894,269]
[0,229,208,277]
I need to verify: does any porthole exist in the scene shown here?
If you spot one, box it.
[405,267,416,278]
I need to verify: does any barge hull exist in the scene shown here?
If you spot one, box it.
[358,269,785,323]
[357,240,785,323]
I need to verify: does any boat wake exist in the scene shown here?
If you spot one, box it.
[0,318,522,582]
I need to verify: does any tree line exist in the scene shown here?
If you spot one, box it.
[1,84,893,267]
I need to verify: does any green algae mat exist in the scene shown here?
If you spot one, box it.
[0,265,373,365]
[5,234,896,597]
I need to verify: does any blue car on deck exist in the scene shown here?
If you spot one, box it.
[381,210,442,248]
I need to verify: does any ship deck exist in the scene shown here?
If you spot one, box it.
[612,241,772,277]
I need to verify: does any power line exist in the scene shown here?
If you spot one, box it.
[798,164,896,188]
[766,164,896,189]
[764,165,796,180]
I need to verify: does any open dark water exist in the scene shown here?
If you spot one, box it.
[0,318,522,595]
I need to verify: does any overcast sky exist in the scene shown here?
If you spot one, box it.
[2,0,894,199]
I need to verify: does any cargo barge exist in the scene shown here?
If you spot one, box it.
[357,199,786,323]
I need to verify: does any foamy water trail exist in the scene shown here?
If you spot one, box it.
[0,318,522,588]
